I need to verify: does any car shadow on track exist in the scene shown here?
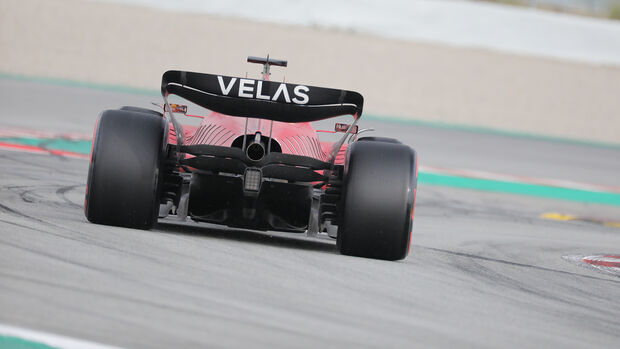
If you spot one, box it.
[155,220,338,254]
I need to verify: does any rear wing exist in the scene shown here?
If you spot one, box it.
[161,70,364,122]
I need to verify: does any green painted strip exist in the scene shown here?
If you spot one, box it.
[0,137,92,154]
[0,72,159,96]
[0,335,58,349]
[44,139,92,154]
[419,172,620,206]
[2,71,618,149]
[3,137,620,206]
[364,114,620,149]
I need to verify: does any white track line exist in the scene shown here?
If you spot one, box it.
[0,323,126,349]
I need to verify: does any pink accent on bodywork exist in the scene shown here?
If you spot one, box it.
[168,124,198,145]
[177,111,348,162]
[320,141,348,165]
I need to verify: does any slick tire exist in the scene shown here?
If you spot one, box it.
[337,140,417,260]
[357,136,401,144]
[85,109,167,229]
[120,106,163,117]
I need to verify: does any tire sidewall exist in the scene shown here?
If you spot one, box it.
[338,140,416,260]
[85,109,166,229]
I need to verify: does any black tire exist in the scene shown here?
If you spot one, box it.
[337,140,417,260]
[85,109,167,229]
[120,106,162,117]
[357,136,401,144]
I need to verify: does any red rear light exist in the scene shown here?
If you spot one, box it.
[335,123,358,133]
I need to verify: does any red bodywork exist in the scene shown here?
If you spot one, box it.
[169,112,348,165]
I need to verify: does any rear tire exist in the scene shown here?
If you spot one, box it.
[357,136,401,144]
[337,140,417,260]
[85,109,167,229]
[120,106,162,117]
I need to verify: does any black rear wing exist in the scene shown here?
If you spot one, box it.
[161,70,364,122]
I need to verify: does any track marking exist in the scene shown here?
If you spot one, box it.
[583,255,620,268]
[0,128,91,140]
[0,128,92,157]
[0,141,89,160]
[563,255,620,277]
[4,73,620,149]
[419,172,620,206]
[541,212,620,228]
[421,165,620,194]
[0,324,125,349]
[2,132,620,206]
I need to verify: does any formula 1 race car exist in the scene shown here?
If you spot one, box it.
[85,56,418,260]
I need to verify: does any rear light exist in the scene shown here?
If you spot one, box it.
[335,123,358,133]
[244,168,262,192]
[165,104,188,114]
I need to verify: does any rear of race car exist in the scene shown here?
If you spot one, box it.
[159,65,363,234]
[85,56,418,260]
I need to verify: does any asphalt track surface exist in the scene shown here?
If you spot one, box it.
[1,78,620,348]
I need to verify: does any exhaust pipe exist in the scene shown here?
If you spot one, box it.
[246,133,265,161]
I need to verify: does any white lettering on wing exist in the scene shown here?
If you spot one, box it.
[217,76,237,96]
[238,79,255,98]
[272,83,291,103]
[256,80,270,100]
[216,76,311,105]
[292,85,310,105]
